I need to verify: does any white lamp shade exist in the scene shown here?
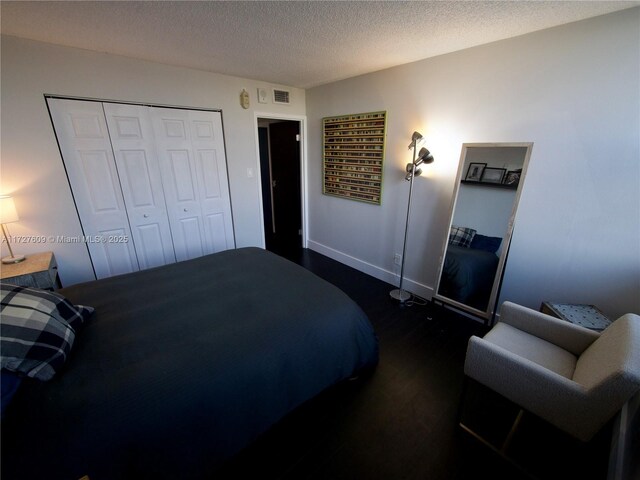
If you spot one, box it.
[0,196,20,224]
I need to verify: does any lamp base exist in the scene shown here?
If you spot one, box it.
[389,289,411,302]
[2,254,25,264]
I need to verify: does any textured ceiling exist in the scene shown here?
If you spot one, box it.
[1,1,638,88]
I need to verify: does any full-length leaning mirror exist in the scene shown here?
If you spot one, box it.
[434,143,533,322]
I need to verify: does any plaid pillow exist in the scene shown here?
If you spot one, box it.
[0,284,94,381]
[448,226,477,248]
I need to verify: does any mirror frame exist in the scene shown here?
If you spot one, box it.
[433,142,533,322]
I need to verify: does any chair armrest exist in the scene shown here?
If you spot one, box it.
[464,336,609,441]
[499,301,600,356]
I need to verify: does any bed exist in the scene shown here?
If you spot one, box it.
[437,245,499,311]
[1,247,378,480]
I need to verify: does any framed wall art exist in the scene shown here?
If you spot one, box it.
[322,111,387,204]
[465,162,486,182]
[504,169,522,188]
[481,167,506,184]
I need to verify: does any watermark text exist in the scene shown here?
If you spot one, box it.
[2,235,130,244]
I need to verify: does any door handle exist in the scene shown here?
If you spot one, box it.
[272,180,277,188]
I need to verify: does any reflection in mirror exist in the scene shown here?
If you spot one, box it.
[435,143,533,320]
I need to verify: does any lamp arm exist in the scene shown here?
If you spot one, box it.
[1,223,16,259]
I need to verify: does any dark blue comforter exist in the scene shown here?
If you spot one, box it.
[2,248,378,479]
[438,245,499,311]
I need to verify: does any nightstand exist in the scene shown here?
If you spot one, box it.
[0,251,61,290]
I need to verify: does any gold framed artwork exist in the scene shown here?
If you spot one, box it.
[322,111,387,205]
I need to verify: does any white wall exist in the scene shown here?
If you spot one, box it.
[0,35,305,286]
[453,185,515,239]
[305,8,640,319]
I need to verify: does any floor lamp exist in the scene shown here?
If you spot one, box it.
[390,132,434,303]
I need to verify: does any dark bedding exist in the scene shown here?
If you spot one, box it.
[2,247,378,479]
[437,245,499,311]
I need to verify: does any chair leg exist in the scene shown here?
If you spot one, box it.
[457,379,537,479]
[459,418,537,480]
[457,377,523,447]
[456,375,470,424]
[501,408,524,453]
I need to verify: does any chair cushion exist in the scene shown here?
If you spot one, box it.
[484,322,577,379]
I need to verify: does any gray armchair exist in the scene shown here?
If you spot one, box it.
[463,301,640,442]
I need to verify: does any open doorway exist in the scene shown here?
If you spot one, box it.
[257,118,302,259]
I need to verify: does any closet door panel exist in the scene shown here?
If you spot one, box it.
[136,223,170,268]
[119,150,156,207]
[151,108,209,261]
[151,108,234,259]
[176,216,205,259]
[205,213,229,252]
[167,150,197,201]
[103,103,176,269]
[78,150,121,211]
[189,110,235,251]
[102,227,138,274]
[47,98,139,279]
[198,150,222,198]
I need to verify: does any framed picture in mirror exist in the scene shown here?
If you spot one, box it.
[465,163,486,181]
[481,167,506,184]
[504,170,522,187]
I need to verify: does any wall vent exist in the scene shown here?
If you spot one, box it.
[273,89,291,105]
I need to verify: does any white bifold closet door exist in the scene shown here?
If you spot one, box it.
[49,99,141,277]
[103,103,177,270]
[48,98,235,279]
[150,107,235,262]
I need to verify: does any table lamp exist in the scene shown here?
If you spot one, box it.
[0,195,25,264]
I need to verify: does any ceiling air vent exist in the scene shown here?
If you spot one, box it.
[273,88,291,105]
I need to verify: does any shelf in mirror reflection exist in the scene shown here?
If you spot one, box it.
[460,180,518,190]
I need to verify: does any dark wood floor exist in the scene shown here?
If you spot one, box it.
[215,248,612,480]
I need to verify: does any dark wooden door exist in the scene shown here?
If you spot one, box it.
[268,121,301,257]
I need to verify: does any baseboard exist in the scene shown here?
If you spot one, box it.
[307,240,434,300]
